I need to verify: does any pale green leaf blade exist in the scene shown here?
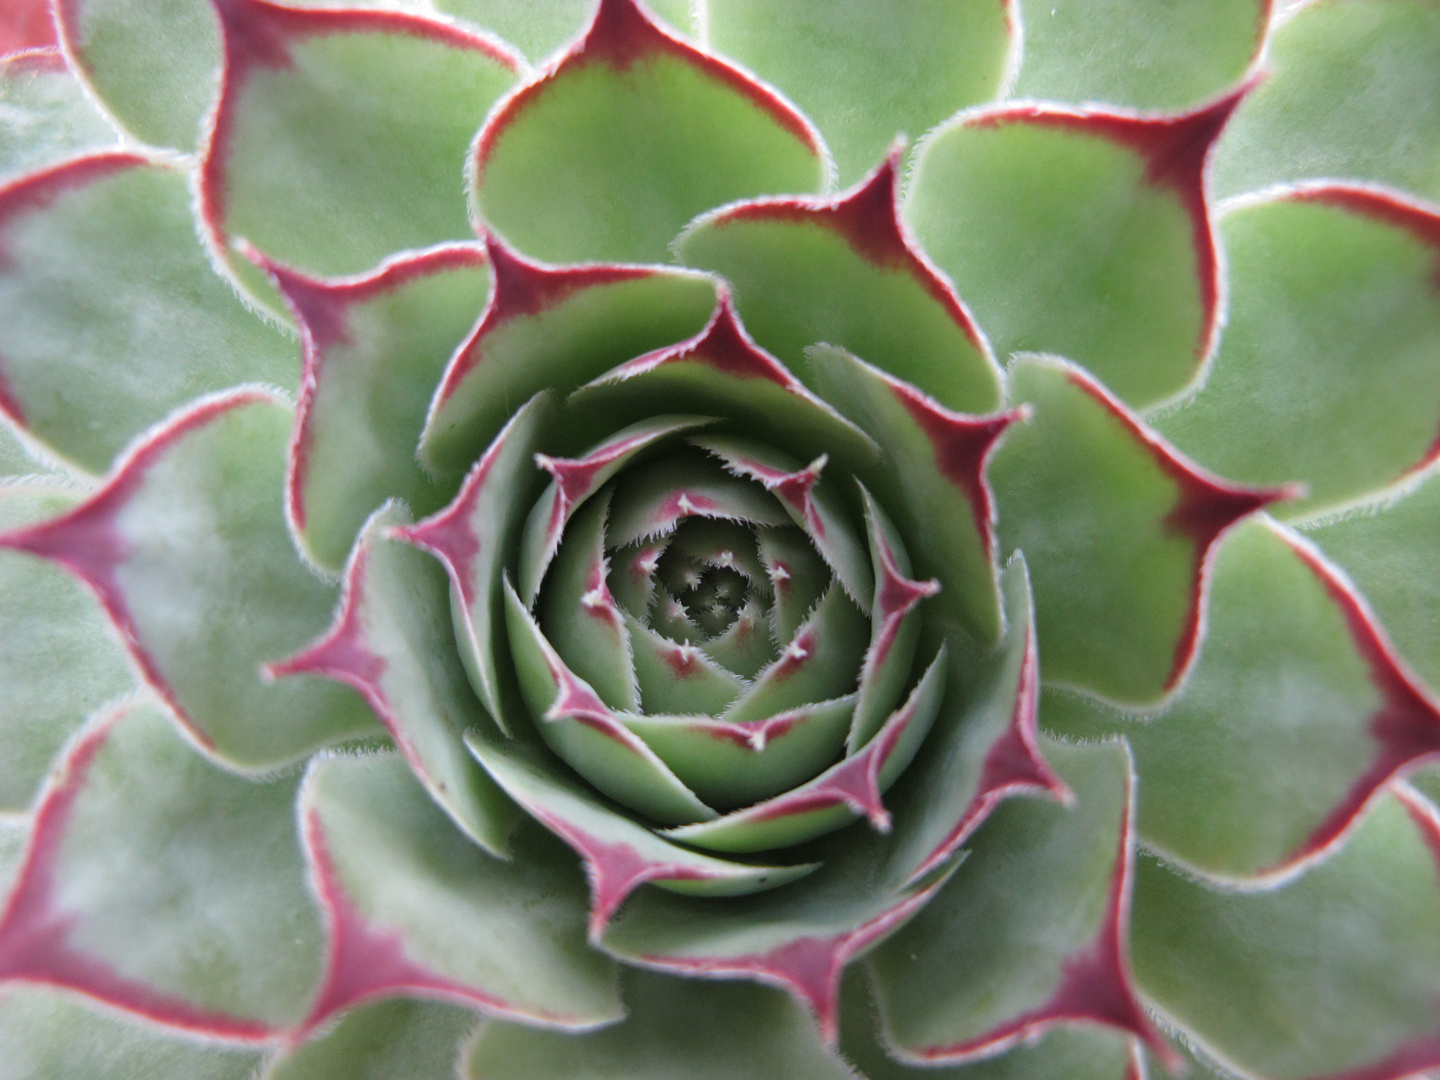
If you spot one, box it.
[0,154,296,474]
[57,0,221,149]
[464,969,857,1080]
[262,998,478,1080]
[0,479,133,812]
[705,0,1013,186]
[1158,191,1440,520]
[0,984,261,1080]
[1211,0,1440,203]
[906,96,1242,408]
[989,355,1280,705]
[0,49,118,183]
[0,391,380,768]
[472,0,825,264]
[202,0,521,280]
[266,244,491,572]
[299,750,622,1031]
[0,700,325,1033]
[1013,0,1267,111]
[1132,788,1440,1080]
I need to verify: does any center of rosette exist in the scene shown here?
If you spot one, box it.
[501,419,944,852]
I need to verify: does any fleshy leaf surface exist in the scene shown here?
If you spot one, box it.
[466,735,817,938]
[57,0,221,149]
[440,0,695,61]
[263,997,478,1080]
[704,0,1012,186]
[1012,0,1267,111]
[1132,787,1440,1080]
[202,0,520,281]
[678,150,1000,417]
[464,968,856,1080]
[0,390,378,768]
[840,970,1139,1080]
[1211,0,1440,204]
[267,243,491,572]
[870,739,1171,1067]
[0,49,117,182]
[570,295,880,475]
[989,355,1283,705]
[0,984,261,1080]
[472,0,825,264]
[1309,468,1440,691]
[1159,189,1440,519]
[270,504,517,855]
[906,93,1245,407]
[421,236,717,474]
[0,699,324,1036]
[0,153,296,473]
[298,751,621,1033]
[1045,519,1440,881]
[807,345,1018,645]
[601,819,956,1046]
[880,556,1069,887]
[0,479,133,812]
[397,394,553,734]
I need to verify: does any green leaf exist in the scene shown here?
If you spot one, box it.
[505,577,719,825]
[202,0,520,279]
[270,504,518,855]
[1132,788,1440,1080]
[539,491,641,712]
[1211,0,1440,204]
[678,153,1001,416]
[262,998,478,1080]
[570,298,880,475]
[848,485,939,751]
[398,394,554,735]
[1158,191,1440,519]
[989,355,1279,705]
[0,391,379,768]
[57,0,220,149]
[300,751,622,1031]
[757,523,831,645]
[439,0,696,62]
[268,244,491,572]
[879,556,1069,889]
[869,740,1166,1065]
[520,415,713,605]
[806,345,1013,646]
[1044,518,1440,882]
[603,814,957,1046]
[1012,0,1266,111]
[663,653,945,854]
[0,479,133,812]
[722,586,870,724]
[1308,468,1440,692]
[840,969,1138,1080]
[472,0,825,264]
[0,985,260,1080]
[605,450,792,547]
[0,700,324,1033]
[0,50,117,183]
[0,154,296,474]
[704,0,1012,186]
[624,612,748,717]
[464,968,856,1080]
[419,238,718,475]
[466,734,817,935]
[906,97,1240,408]
[618,696,856,811]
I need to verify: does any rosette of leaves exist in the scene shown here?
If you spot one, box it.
[3,0,1440,1077]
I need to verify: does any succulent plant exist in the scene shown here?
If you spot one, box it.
[3,0,1440,1076]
